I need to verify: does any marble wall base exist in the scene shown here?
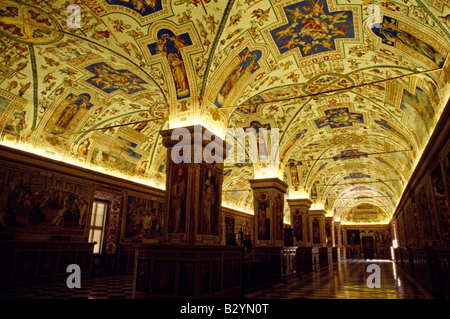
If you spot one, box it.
[253,246,283,282]
[296,247,319,273]
[0,240,94,287]
[133,245,243,299]
[332,247,340,262]
[395,246,450,298]
[319,247,330,267]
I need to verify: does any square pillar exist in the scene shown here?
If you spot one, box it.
[334,221,342,247]
[325,217,334,247]
[160,125,229,245]
[333,221,342,262]
[308,209,327,248]
[287,198,312,247]
[249,178,288,247]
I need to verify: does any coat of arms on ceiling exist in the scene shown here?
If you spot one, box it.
[106,0,162,15]
[314,107,364,129]
[0,1,62,45]
[85,62,148,95]
[268,0,355,58]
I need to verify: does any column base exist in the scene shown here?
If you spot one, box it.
[253,246,283,282]
[319,247,332,267]
[133,245,243,298]
[332,247,341,262]
[295,247,319,273]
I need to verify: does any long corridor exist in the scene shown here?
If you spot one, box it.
[0,260,432,299]
[246,259,431,299]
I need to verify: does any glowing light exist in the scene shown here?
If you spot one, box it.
[391,246,396,262]
[341,221,390,225]
[310,203,325,210]
[168,114,227,140]
[0,142,165,190]
[392,239,398,248]
[222,203,254,215]
[288,192,309,199]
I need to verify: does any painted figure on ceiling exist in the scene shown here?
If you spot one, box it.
[289,162,300,186]
[168,53,189,98]
[216,48,261,106]
[375,16,444,67]
[52,94,92,135]
[77,139,90,156]
[150,31,192,99]
[311,182,318,199]
[5,111,26,134]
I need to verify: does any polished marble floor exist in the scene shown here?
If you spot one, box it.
[0,274,133,299]
[0,260,431,299]
[245,259,432,299]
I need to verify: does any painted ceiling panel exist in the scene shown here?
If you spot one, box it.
[0,0,449,224]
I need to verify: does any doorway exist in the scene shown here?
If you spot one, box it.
[362,236,375,259]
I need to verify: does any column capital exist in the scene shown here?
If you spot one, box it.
[287,198,312,210]
[160,124,228,148]
[249,178,288,194]
[160,124,231,164]
[308,208,326,217]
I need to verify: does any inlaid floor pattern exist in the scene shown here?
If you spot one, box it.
[0,260,431,299]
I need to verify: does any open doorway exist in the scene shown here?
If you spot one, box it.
[91,188,123,275]
[362,236,375,259]
[88,200,108,254]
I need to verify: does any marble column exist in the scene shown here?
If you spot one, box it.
[249,178,288,247]
[160,125,228,245]
[287,198,312,247]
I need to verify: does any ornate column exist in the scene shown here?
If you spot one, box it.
[308,209,327,247]
[160,124,228,245]
[133,125,244,299]
[287,198,312,247]
[308,209,329,266]
[334,220,342,261]
[334,221,342,247]
[325,217,334,247]
[249,178,288,247]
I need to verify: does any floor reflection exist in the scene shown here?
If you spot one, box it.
[246,259,431,299]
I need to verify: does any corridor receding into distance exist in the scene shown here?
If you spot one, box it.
[0,0,449,302]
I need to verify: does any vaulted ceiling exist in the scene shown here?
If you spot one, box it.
[0,0,449,224]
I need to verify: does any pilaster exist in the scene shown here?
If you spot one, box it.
[249,178,288,247]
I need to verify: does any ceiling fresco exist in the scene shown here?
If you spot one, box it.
[0,0,449,224]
